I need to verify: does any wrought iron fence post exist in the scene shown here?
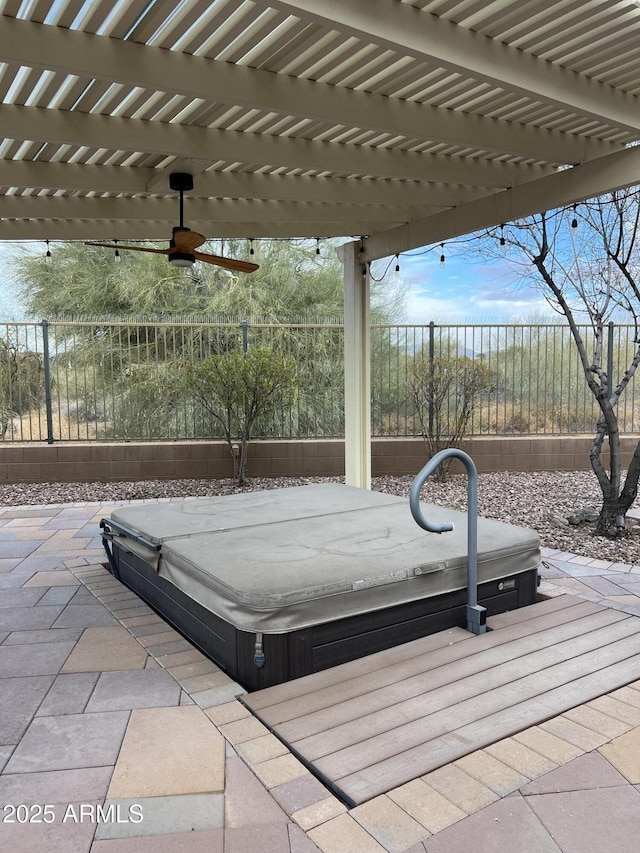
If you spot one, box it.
[607,321,614,398]
[41,319,54,444]
[428,320,435,437]
[241,319,249,354]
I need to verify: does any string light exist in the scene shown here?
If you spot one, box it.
[499,224,506,246]
[315,237,321,256]
[571,204,578,229]
[439,243,446,266]
[45,239,51,262]
[394,253,400,274]
[114,239,120,262]
[249,238,255,256]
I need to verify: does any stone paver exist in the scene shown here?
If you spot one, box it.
[178,670,233,693]
[251,754,309,789]
[224,823,292,853]
[4,710,130,773]
[520,752,629,795]
[36,672,100,716]
[224,755,289,827]
[512,725,583,765]
[352,795,430,853]
[308,812,387,852]
[234,732,289,766]
[484,736,559,778]
[0,674,55,744]
[589,694,640,726]
[0,810,98,853]
[90,831,224,852]
[454,749,530,796]
[425,793,561,853]
[24,570,80,587]
[526,786,640,853]
[52,603,119,628]
[598,727,640,783]
[84,668,181,712]
[190,681,246,707]
[107,706,225,799]
[421,763,499,813]
[291,796,347,832]
[62,626,148,672]
[94,794,224,840]
[2,628,82,644]
[37,585,81,605]
[205,700,252,726]
[218,715,270,745]
[270,773,330,814]
[388,779,466,834]
[0,605,64,631]
[540,715,611,751]
[562,705,632,739]
[167,658,220,679]
[0,587,46,607]
[0,766,112,804]
[0,639,75,677]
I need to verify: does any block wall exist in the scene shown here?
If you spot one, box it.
[0,435,637,483]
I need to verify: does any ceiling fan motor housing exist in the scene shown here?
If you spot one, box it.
[168,251,195,267]
[169,172,194,192]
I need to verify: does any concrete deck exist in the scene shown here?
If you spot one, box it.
[1,497,640,852]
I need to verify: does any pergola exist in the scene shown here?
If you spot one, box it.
[2,0,640,486]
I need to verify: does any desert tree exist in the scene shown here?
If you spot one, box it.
[484,187,640,535]
[184,347,298,484]
[409,354,494,480]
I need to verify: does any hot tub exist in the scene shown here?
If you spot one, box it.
[101,484,540,690]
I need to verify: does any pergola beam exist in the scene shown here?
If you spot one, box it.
[0,15,616,165]
[0,194,438,223]
[0,161,488,207]
[364,144,640,261]
[267,0,640,135]
[0,220,382,242]
[0,105,547,188]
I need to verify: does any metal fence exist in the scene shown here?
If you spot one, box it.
[0,318,638,442]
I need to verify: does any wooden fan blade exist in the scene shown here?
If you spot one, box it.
[172,229,206,252]
[85,242,170,256]
[193,251,259,273]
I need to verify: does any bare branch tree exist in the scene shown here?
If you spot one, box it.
[483,188,640,536]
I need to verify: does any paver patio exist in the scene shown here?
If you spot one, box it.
[1,498,640,852]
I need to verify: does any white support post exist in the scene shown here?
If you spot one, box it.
[338,240,371,489]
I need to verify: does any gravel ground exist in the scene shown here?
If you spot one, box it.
[1,471,639,564]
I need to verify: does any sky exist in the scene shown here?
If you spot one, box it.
[372,245,553,324]
[0,238,554,325]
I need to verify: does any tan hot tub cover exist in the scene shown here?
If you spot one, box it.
[108,484,541,634]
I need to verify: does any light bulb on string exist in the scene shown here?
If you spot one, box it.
[571,205,578,229]
[249,238,255,256]
[394,254,400,274]
[500,224,506,247]
[45,239,51,263]
[439,243,446,266]
[315,237,321,256]
[114,240,121,262]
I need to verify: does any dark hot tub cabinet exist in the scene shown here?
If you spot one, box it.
[101,484,540,691]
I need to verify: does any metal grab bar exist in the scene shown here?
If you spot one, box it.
[410,448,487,635]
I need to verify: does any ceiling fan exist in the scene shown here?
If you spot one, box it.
[85,172,259,273]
